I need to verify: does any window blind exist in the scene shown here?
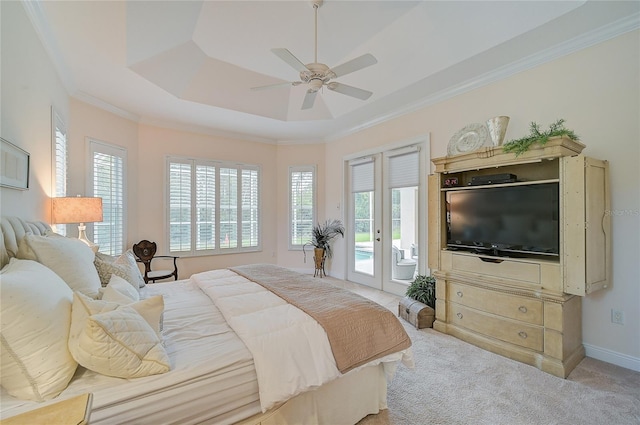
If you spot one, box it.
[167,157,261,255]
[350,158,375,193]
[289,166,315,247]
[89,141,126,256]
[53,112,68,235]
[196,164,216,251]
[169,161,192,252]
[388,148,420,188]
[242,168,259,247]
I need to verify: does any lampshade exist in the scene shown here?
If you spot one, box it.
[51,197,103,224]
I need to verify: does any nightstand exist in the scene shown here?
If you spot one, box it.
[3,393,92,425]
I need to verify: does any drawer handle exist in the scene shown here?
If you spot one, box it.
[456,312,463,319]
[518,331,528,339]
[479,257,504,264]
[456,291,463,298]
[518,306,528,313]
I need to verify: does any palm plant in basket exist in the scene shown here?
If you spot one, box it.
[303,219,345,272]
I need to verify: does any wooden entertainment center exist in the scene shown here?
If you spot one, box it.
[428,137,610,377]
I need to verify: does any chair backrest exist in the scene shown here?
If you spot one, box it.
[392,246,401,263]
[132,240,157,263]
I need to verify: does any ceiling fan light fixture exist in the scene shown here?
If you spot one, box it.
[251,0,377,109]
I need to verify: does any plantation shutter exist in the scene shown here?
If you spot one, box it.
[53,111,68,235]
[89,140,126,256]
[196,163,216,251]
[169,160,192,252]
[219,167,238,249]
[290,166,315,247]
[242,168,260,247]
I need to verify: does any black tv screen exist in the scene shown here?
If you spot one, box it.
[446,183,559,257]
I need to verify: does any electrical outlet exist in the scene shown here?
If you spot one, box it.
[611,309,624,325]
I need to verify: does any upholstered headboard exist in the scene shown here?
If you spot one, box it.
[0,216,51,269]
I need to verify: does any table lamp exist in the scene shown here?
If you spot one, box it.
[51,196,103,252]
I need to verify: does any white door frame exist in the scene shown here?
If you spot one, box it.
[344,135,430,296]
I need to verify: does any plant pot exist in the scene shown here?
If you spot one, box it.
[313,248,326,277]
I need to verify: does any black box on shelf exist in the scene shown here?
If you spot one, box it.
[470,173,517,185]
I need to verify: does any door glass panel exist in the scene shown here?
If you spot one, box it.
[354,191,374,275]
[390,186,418,282]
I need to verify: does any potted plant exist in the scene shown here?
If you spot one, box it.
[405,274,436,308]
[303,219,345,276]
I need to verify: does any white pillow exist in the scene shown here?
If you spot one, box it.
[69,293,169,378]
[116,250,146,288]
[102,275,140,304]
[17,234,101,298]
[94,250,145,289]
[0,259,78,401]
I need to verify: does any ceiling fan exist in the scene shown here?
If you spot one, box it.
[251,0,377,110]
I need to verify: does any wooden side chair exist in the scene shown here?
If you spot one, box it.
[132,240,179,284]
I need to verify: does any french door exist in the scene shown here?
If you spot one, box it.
[346,139,429,296]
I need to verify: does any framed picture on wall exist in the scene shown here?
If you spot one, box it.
[1,137,30,190]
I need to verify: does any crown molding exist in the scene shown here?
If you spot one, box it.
[72,91,141,123]
[138,117,278,145]
[327,11,640,144]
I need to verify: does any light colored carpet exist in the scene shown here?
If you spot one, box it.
[358,323,640,425]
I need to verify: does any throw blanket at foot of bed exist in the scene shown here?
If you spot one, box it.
[191,265,412,412]
[230,264,412,373]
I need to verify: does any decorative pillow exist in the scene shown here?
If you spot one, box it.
[115,250,146,288]
[69,293,168,378]
[17,234,101,298]
[0,259,78,401]
[102,275,140,304]
[94,250,145,289]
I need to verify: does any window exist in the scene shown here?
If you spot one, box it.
[289,166,316,249]
[167,157,260,255]
[88,140,126,256]
[52,109,68,235]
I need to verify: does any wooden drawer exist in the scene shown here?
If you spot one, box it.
[449,282,543,325]
[449,303,543,351]
[451,254,541,284]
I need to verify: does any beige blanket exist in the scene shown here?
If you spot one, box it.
[230,264,411,373]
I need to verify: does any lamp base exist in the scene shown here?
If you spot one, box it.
[77,223,99,253]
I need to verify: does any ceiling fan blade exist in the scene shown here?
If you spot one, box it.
[251,81,301,91]
[330,54,377,78]
[271,48,309,73]
[301,90,318,110]
[327,82,373,100]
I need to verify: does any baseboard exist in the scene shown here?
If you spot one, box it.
[584,343,640,372]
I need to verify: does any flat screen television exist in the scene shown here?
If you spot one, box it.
[446,182,559,257]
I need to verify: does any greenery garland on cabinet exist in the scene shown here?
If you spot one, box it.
[502,119,579,156]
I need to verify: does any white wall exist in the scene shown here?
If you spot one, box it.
[324,30,640,369]
[0,1,69,220]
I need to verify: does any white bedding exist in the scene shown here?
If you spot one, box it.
[192,268,412,413]
[1,279,262,425]
[2,268,410,424]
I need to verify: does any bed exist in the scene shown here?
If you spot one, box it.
[0,216,413,424]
